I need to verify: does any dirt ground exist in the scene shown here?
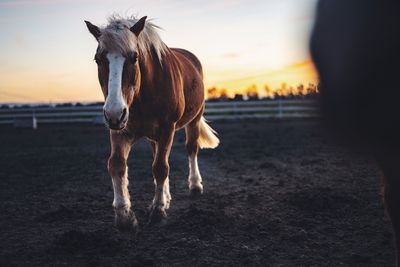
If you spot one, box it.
[0,120,395,266]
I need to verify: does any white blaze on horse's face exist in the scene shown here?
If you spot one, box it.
[103,52,129,130]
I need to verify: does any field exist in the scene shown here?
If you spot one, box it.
[0,120,395,266]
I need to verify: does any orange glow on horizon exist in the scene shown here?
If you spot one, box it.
[204,59,319,98]
[0,60,318,103]
[0,59,318,103]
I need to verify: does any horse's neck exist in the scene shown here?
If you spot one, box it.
[130,49,167,113]
[137,47,172,97]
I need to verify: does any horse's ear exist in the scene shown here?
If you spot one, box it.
[130,16,147,36]
[85,20,101,41]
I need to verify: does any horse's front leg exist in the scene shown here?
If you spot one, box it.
[149,124,175,223]
[108,131,137,232]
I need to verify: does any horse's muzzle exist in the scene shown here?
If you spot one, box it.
[104,107,128,130]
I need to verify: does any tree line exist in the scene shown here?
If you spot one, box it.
[207,83,319,101]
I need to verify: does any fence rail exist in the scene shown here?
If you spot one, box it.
[0,99,320,128]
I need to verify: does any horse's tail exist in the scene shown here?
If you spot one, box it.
[198,117,220,149]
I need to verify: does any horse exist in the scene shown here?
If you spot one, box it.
[84,15,219,231]
[311,0,400,265]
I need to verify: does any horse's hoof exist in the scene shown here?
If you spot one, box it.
[114,209,139,233]
[148,205,167,225]
[189,185,203,197]
[164,199,171,210]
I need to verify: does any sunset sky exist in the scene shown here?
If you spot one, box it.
[0,0,318,103]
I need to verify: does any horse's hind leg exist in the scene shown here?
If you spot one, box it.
[185,117,203,195]
[108,131,137,232]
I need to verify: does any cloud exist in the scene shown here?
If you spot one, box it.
[13,34,28,48]
[288,59,314,69]
[222,52,240,59]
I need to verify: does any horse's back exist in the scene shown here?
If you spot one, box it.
[172,48,203,76]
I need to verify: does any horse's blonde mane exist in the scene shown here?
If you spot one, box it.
[99,15,168,63]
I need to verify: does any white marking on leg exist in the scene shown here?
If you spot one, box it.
[188,154,203,192]
[112,166,131,210]
[164,177,171,209]
[152,177,171,210]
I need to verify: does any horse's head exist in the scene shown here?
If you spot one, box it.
[85,17,147,130]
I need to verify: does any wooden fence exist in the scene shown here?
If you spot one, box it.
[0,99,320,128]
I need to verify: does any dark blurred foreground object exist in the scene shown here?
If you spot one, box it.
[311,0,400,265]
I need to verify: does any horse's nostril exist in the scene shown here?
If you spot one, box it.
[119,108,127,122]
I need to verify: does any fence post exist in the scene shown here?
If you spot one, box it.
[233,102,238,119]
[278,99,283,118]
[32,109,37,129]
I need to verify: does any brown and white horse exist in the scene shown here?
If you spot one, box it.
[85,15,219,231]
